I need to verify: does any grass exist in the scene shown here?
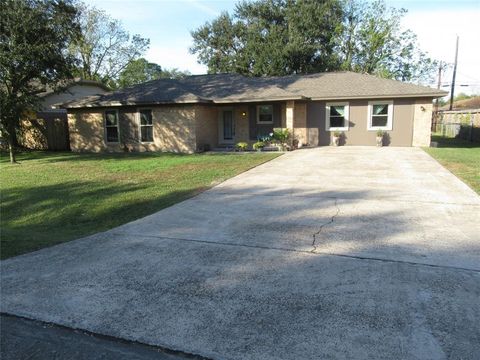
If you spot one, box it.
[0,150,280,259]
[423,135,480,194]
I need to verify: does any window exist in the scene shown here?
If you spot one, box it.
[326,102,349,131]
[139,109,154,142]
[104,110,119,143]
[368,101,393,130]
[257,105,273,124]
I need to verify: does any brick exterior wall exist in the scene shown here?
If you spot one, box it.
[68,106,197,153]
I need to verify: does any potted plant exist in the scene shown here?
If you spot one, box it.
[253,141,265,152]
[376,130,385,147]
[332,131,342,146]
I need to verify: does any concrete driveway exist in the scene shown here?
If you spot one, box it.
[2,147,480,359]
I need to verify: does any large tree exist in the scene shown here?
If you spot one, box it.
[338,0,437,82]
[0,0,80,163]
[70,3,150,87]
[117,58,191,88]
[190,0,437,82]
[190,0,344,76]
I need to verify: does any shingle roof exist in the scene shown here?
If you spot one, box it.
[60,78,211,108]
[274,72,447,100]
[61,71,447,109]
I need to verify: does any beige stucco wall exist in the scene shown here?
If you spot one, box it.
[42,84,107,110]
[412,99,433,146]
[68,106,197,153]
[306,99,417,146]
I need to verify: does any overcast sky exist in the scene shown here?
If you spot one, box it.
[86,0,480,95]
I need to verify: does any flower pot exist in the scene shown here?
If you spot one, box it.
[333,136,340,146]
[376,136,383,147]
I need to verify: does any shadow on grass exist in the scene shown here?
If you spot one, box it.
[1,180,206,259]
[0,150,260,166]
[431,135,480,149]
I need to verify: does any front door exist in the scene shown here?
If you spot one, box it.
[219,110,235,144]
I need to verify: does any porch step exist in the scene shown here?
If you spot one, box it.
[262,146,280,151]
[212,145,235,152]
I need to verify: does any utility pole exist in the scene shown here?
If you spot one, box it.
[449,36,459,110]
[437,61,443,90]
[433,61,442,128]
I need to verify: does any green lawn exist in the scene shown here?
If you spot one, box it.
[0,151,280,259]
[424,135,480,194]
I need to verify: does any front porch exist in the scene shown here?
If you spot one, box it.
[196,101,308,151]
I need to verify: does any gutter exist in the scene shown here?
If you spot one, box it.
[310,92,448,101]
[59,98,214,109]
[213,95,310,104]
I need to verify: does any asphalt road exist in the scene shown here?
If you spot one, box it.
[1,314,205,360]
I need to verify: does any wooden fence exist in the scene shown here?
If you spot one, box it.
[432,109,480,142]
[20,111,70,150]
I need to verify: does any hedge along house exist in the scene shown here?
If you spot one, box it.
[61,72,447,153]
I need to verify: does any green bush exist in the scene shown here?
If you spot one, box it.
[235,142,248,151]
[333,131,342,137]
[376,130,385,137]
[253,141,265,150]
[272,128,290,143]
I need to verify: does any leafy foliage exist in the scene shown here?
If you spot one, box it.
[159,67,192,80]
[253,141,265,150]
[235,142,249,151]
[0,0,80,162]
[272,128,290,143]
[190,0,437,82]
[190,0,343,76]
[117,58,163,88]
[116,58,192,88]
[69,3,150,87]
[338,0,437,82]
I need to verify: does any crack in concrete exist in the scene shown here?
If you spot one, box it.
[311,198,340,253]
[110,232,480,274]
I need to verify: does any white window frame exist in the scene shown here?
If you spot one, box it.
[367,100,394,131]
[137,108,154,143]
[104,109,120,143]
[256,104,274,124]
[326,102,349,131]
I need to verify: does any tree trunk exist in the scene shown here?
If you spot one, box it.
[8,137,16,164]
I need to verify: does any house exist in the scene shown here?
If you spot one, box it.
[61,72,447,153]
[21,79,109,150]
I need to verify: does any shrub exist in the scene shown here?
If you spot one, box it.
[253,141,265,150]
[272,128,289,143]
[235,142,248,151]
[333,131,342,137]
[376,130,385,137]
